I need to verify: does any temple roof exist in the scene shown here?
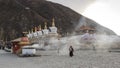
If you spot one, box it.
[80,25,95,30]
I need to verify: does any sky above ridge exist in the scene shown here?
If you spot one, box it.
[48,0,120,35]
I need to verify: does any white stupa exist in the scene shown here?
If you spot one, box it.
[42,22,49,35]
[33,27,38,37]
[48,18,58,37]
[27,18,60,48]
[49,18,57,33]
[27,31,32,38]
[27,29,34,38]
[37,25,43,36]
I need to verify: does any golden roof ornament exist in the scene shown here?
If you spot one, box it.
[44,22,47,29]
[31,28,33,33]
[22,31,28,34]
[22,31,28,36]
[34,27,37,32]
[38,25,41,31]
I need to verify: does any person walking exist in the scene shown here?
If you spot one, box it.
[69,46,74,57]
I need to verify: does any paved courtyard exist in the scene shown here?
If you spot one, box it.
[0,50,120,68]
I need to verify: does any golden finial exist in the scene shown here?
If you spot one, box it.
[22,31,28,34]
[31,28,33,33]
[52,18,55,27]
[44,22,47,29]
[38,25,41,31]
[34,27,37,32]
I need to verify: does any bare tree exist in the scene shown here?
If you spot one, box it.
[0,28,4,40]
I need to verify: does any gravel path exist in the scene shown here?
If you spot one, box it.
[0,50,120,68]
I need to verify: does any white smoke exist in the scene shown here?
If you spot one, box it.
[38,16,120,55]
[38,33,120,55]
[95,35,120,49]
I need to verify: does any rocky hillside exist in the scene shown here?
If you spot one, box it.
[0,0,116,41]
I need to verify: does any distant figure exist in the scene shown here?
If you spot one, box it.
[69,46,74,57]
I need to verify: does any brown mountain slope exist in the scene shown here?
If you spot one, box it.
[0,0,116,40]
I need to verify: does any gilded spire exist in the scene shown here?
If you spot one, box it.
[38,25,41,31]
[44,22,47,29]
[31,28,33,33]
[34,27,37,32]
[52,18,55,27]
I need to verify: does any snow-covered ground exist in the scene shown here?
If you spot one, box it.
[0,50,120,68]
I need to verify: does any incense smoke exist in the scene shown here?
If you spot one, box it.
[37,17,120,55]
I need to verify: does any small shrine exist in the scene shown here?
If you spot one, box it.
[11,36,30,54]
[75,25,95,34]
[79,25,95,34]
